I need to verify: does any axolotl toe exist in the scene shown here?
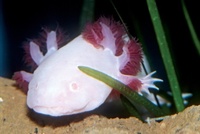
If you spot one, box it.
[13,17,162,116]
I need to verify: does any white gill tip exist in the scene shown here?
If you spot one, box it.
[149,85,159,90]
[46,31,58,51]
[30,41,44,65]
[140,71,163,95]
[154,78,163,82]
[145,84,159,90]
[148,71,156,76]
[143,78,163,83]
[143,71,156,79]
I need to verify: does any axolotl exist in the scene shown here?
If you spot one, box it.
[13,17,162,116]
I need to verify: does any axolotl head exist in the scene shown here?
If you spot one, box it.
[13,17,162,116]
[25,33,119,116]
[27,59,113,116]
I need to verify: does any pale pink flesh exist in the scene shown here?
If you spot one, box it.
[13,17,163,116]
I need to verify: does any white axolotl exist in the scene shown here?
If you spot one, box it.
[13,17,163,116]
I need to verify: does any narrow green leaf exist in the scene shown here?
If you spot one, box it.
[78,66,166,117]
[146,0,184,112]
[120,95,143,120]
[181,0,200,55]
[79,0,95,31]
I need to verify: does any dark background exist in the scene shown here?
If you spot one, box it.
[1,0,200,104]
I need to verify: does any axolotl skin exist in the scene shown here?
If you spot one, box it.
[13,17,162,116]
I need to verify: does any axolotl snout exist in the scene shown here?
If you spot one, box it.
[13,17,162,116]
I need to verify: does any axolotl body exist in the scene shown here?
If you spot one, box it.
[13,17,162,116]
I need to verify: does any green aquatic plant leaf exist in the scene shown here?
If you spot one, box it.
[120,95,143,120]
[78,66,166,117]
[79,0,95,31]
[181,0,200,55]
[146,0,184,112]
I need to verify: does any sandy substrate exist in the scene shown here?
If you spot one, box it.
[1,77,200,134]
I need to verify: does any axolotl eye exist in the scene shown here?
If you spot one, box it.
[69,82,79,91]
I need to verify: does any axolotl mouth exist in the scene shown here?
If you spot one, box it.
[33,106,72,116]
[31,105,89,116]
[27,81,104,116]
[29,92,91,116]
[13,17,163,116]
